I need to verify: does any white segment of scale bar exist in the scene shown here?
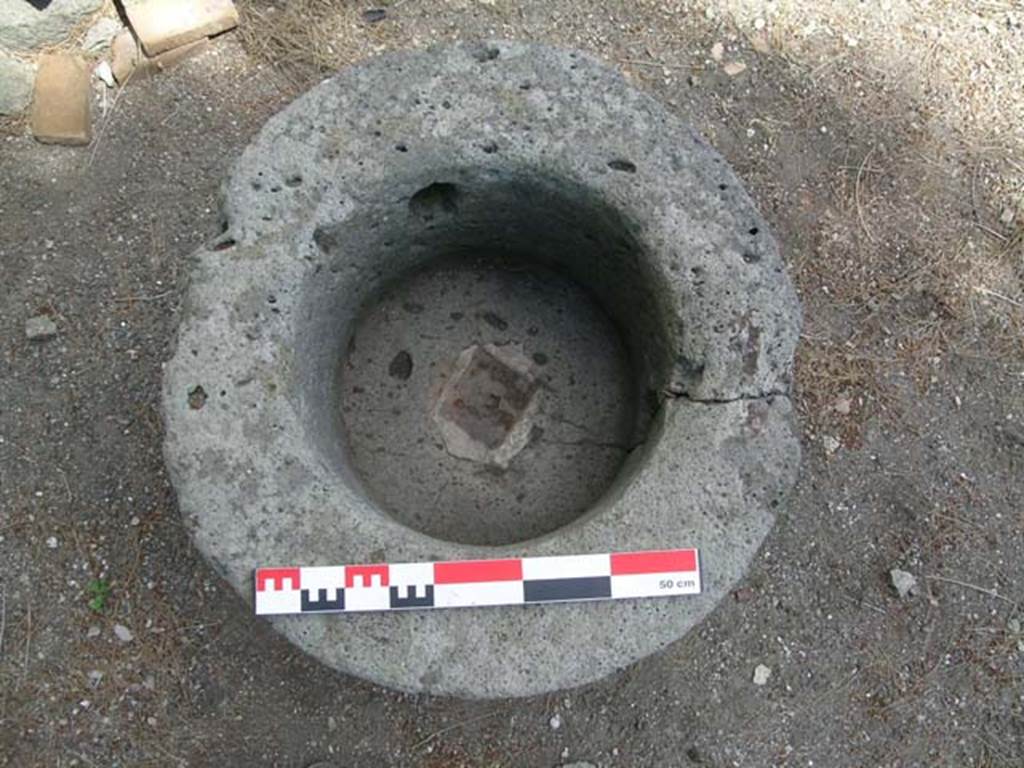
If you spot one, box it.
[521,553,611,580]
[610,571,702,599]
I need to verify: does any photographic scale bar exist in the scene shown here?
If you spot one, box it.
[254,548,700,616]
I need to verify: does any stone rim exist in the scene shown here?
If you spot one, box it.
[162,40,802,698]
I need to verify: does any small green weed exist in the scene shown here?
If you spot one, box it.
[86,579,111,613]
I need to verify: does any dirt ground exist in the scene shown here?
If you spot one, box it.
[2,1,1023,766]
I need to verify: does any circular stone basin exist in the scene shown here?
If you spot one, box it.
[162,41,802,699]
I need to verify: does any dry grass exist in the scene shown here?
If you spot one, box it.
[236,0,404,86]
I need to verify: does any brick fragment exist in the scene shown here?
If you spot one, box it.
[111,29,210,84]
[31,54,91,146]
[126,0,238,57]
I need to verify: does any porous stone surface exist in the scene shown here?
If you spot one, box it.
[340,257,642,546]
[0,55,34,115]
[163,41,802,698]
[0,0,103,52]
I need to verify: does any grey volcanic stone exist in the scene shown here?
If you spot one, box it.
[81,16,122,53]
[0,0,103,52]
[162,41,802,698]
[0,55,34,115]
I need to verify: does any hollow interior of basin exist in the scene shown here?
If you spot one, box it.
[339,256,648,546]
[301,170,673,546]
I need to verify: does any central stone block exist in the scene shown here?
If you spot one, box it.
[433,343,540,468]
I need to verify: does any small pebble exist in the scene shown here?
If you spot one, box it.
[710,42,724,61]
[113,623,134,643]
[549,713,562,730]
[94,60,115,88]
[723,61,747,76]
[753,664,772,686]
[750,32,770,54]
[86,625,101,638]
[823,435,841,455]
[46,536,59,549]
[25,315,57,341]
[890,568,919,598]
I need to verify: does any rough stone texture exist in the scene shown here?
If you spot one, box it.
[110,29,209,84]
[162,41,802,698]
[340,258,641,546]
[0,0,103,52]
[125,0,237,57]
[30,53,91,145]
[0,55,34,115]
[81,16,122,52]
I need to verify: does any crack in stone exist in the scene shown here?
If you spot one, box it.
[539,437,645,452]
[663,390,791,405]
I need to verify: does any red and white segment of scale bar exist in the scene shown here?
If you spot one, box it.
[254,548,700,616]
